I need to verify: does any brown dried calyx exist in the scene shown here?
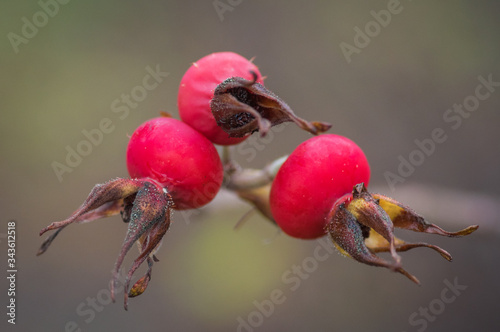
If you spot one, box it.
[326,183,479,285]
[210,71,332,137]
[38,177,174,310]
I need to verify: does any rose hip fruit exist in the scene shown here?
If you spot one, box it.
[127,116,224,209]
[270,134,370,239]
[269,134,477,284]
[178,52,263,145]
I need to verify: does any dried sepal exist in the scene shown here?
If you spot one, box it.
[39,178,146,236]
[365,229,452,261]
[37,227,65,256]
[37,199,124,256]
[210,71,331,137]
[326,201,419,284]
[347,183,401,265]
[38,177,174,310]
[122,214,170,309]
[110,181,173,309]
[325,183,479,285]
[373,193,479,237]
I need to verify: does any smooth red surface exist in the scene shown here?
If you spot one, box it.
[178,52,263,145]
[126,117,223,210]
[270,134,370,239]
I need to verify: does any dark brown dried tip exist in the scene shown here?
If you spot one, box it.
[210,71,332,137]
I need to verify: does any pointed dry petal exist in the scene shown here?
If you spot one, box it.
[326,202,418,284]
[373,194,479,237]
[37,199,124,256]
[75,199,124,223]
[110,181,172,304]
[365,229,452,261]
[210,73,331,137]
[123,215,170,309]
[391,243,452,261]
[37,227,65,256]
[347,183,401,266]
[40,178,145,235]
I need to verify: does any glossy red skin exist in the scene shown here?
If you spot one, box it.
[270,134,370,239]
[178,52,264,145]
[126,117,223,210]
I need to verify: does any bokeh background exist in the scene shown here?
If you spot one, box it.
[1,1,499,331]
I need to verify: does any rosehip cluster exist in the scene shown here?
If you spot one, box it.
[38,52,478,309]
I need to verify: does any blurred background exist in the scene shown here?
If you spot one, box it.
[1,1,499,331]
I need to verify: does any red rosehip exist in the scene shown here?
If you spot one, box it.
[270,134,370,239]
[178,52,264,145]
[127,116,223,210]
